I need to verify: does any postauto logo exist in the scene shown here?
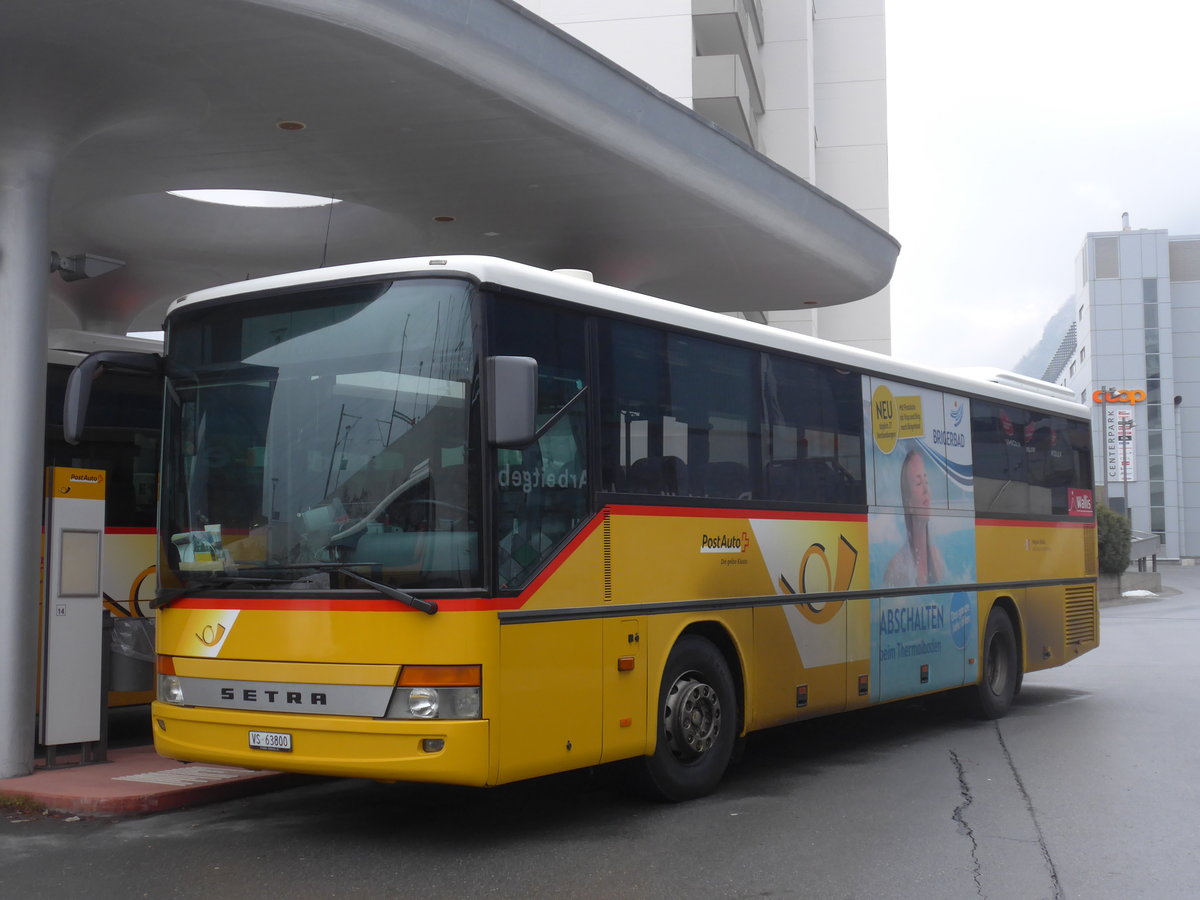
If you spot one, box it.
[700,532,750,554]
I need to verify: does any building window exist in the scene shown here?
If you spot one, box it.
[1095,237,1120,278]
[1080,346,1086,363]
[1079,304,1084,320]
[1069,361,1076,377]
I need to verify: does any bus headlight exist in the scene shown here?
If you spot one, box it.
[451,689,481,719]
[380,665,482,720]
[159,674,185,705]
[157,656,185,704]
[408,687,439,718]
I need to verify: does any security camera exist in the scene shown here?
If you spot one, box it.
[50,251,126,282]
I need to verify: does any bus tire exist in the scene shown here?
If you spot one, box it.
[967,607,1020,719]
[638,634,737,802]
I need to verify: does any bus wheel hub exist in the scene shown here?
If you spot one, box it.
[665,675,721,758]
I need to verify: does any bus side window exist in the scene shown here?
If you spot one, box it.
[599,321,760,501]
[761,354,865,506]
[971,401,1031,515]
[488,292,588,590]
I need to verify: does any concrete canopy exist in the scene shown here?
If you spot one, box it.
[1,0,901,780]
[6,0,898,333]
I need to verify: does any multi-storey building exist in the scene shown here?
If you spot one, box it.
[512,0,891,353]
[1040,216,1200,558]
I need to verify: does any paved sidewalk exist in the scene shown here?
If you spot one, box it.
[0,743,313,818]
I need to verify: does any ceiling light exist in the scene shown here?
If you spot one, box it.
[167,189,339,209]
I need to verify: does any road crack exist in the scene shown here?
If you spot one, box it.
[994,722,1064,900]
[949,749,985,898]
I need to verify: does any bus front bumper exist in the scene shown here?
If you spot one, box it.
[151,702,492,786]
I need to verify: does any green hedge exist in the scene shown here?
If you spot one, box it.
[1097,504,1132,574]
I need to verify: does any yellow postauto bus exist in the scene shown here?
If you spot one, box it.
[66,257,1098,799]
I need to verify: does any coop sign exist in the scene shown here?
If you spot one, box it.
[1093,388,1147,405]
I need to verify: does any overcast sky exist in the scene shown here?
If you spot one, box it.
[884,0,1200,370]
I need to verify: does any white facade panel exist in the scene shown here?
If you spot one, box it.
[1092,279,1122,305]
[1173,281,1200,305]
[1170,305,1200,333]
[1159,351,1174,381]
[812,14,885,84]
[813,80,888,147]
[1121,303,1146,332]
[526,0,691,22]
[854,206,889,231]
[815,0,885,17]
[1183,485,1200,517]
[1118,235,1143,277]
[760,0,811,42]
[1092,352,1125,381]
[766,308,815,335]
[1093,304,1122,332]
[1178,405,1200,436]
[1157,300,1172,330]
[1141,234,1160,275]
[1173,353,1200,384]
[758,108,813,180]
[557,18,696,101]
[814,145,888,210]
[815,291,890,354]
[760,41,811,110]
[1120,346,1146,379]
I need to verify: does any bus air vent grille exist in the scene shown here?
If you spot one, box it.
[1064,585,1097,643]
[603,510,612,601]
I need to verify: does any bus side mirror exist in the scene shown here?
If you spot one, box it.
[64,350,163,445]
[487,355,537,448]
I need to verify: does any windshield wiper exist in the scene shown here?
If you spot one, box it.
[328,566,438,615]
[152,574,298,609]
[233,563,438,615]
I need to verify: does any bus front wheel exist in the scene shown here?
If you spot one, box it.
[967,607,1020,719]
[638,634,737,801]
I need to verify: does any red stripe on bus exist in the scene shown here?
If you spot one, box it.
[170,596,525,613]
[105,527,156,535]
[975,518,1094,529]
[604,504,866,523]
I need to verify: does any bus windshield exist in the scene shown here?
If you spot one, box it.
[161,277,481,591]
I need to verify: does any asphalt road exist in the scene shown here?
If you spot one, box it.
[4,570,1199,900]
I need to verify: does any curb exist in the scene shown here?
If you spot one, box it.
[0,746,317,817]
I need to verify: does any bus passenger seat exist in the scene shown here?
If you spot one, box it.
[602,462,627,493]
[628,455,689,496]
[702,461,750,499]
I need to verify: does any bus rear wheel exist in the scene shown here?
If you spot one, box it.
[967,607,1019,719]
[638,634,737,802]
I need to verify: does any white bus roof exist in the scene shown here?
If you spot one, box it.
[167,256,1088,419]
[47,329,163,367]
